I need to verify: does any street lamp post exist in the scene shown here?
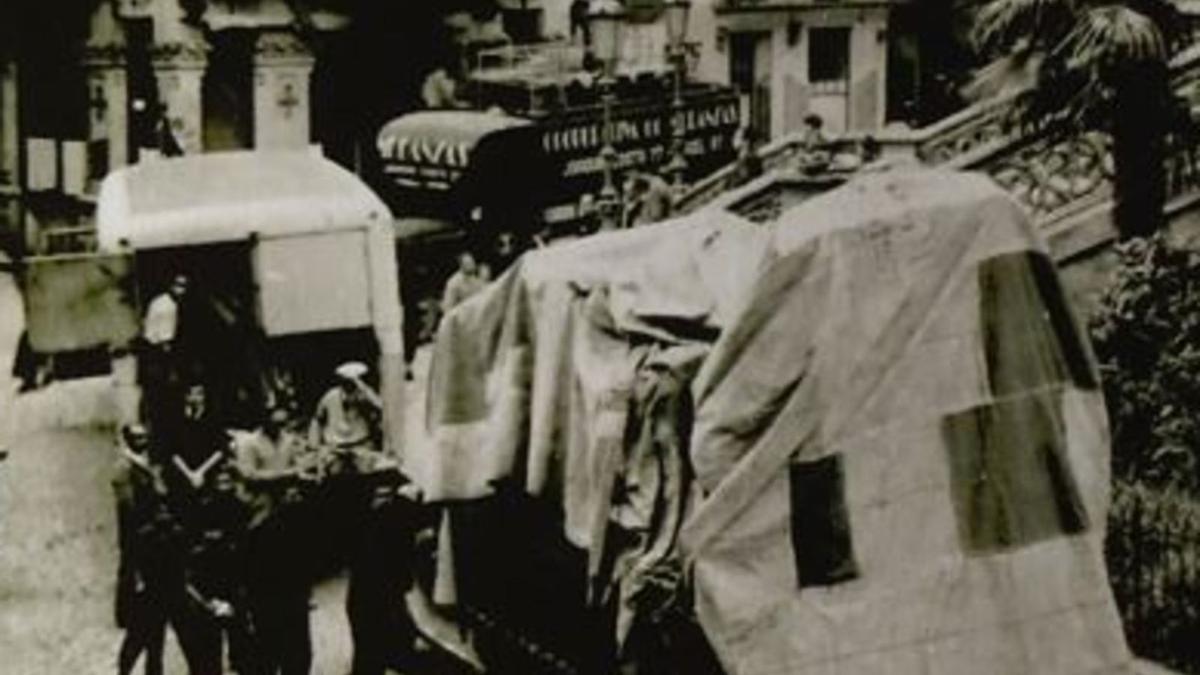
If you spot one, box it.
[664,0,691,195]
[587,0,626,231]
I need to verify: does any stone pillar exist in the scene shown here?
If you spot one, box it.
[150,30,208,155]
[83,1,130,182]
[848,15,886,131]
[0,60,18,187]
[253,30,314,151]
[83,46,130,181]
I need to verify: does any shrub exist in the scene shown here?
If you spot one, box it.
[1090,233,1200,491]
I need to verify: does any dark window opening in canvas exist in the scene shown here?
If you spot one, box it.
[978,251,1099,396]
[789,454,859,587]
[942,392,1088,555]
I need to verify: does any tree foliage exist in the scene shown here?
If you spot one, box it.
[1091,234,1200,490]
[971,0,1190,239]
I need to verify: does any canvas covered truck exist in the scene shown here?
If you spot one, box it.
[19,150,405,455]
[410,166,1138,674]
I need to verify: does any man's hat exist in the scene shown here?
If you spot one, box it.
[335,361,369,380]
[122,423,149,444]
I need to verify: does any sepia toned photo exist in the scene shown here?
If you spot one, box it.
[0,0,1195,673]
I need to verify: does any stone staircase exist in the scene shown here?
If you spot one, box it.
[678,43,1200,261]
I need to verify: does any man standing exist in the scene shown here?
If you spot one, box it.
[158,383,243,675]
[168,384,227,496]
[180,461,257,675]
[570,0,591,44]
[143,274,188,353]
[440,252,486,315]
[311,363,418,675]
[237,407,317,675]
[141,274,189,453]
[113,424,171,675]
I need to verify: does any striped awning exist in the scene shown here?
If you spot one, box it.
[376,111,533,192]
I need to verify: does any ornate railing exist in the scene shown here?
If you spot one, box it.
[678,44,1200,225]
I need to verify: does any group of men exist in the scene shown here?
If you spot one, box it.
[113,274,422,675]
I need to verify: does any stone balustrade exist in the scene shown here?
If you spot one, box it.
[678,43,1200,228]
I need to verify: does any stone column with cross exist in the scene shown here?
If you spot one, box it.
[150,29,208,155]
[83,44,130,182]
[253,29,314,151]
[82,1,130,189]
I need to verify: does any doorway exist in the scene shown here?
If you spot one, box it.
[202,30,255,151]
[807,26,851,133]
[729,31,772,141]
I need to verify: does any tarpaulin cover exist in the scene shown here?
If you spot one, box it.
[416,208,764,549]
[96,151,389,251]
[419,167,1133,674]
[682,169,1130,674]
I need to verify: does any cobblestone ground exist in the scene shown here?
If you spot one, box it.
[0,418,359,674]
[0,270,363,674]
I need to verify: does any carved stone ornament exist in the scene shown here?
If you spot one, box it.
[150,38,210,69]
[988,132,1114,220]
[82,42,128,68]
[254,30,314,67]
[115,0,155,19]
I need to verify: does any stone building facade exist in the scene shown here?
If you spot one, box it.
[523,0,911,140]
[0,0,341,252]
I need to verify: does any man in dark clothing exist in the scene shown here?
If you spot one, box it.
[140,274,190,462]
[114,424,172,675]
[166,383,228,498]
[570,0,590,44]
[345,476,421,675]
[176,462,259,675]
[238,408,318,675]
[153,382,255,675]
[246,499,315,675]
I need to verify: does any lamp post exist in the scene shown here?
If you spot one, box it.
[664,0,691,194]
[587,0,626,231]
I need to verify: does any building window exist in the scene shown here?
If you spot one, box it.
[809,27,850,94]
[729,32,771,142]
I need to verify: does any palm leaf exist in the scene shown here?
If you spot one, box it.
[1053,5,1168,71]
[962,47,1043,101]
[972,0,1078,56]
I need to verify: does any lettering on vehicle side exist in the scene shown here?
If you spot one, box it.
[377,135,472,169]
[541,98,740,155]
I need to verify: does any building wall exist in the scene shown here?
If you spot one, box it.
[542,0,572,39]
[691,0,725,86]
[715,3,895,140]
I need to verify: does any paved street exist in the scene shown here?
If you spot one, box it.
[0,267,367,674]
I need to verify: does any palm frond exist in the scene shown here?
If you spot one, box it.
[972,0,1078,56]
[1124,0,1193,52]
[1053,5,1168,71]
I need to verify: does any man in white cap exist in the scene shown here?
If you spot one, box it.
[310,362,419,675]
[309,362,384,466]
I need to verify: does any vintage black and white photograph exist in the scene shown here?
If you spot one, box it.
[0,0,1196,673]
